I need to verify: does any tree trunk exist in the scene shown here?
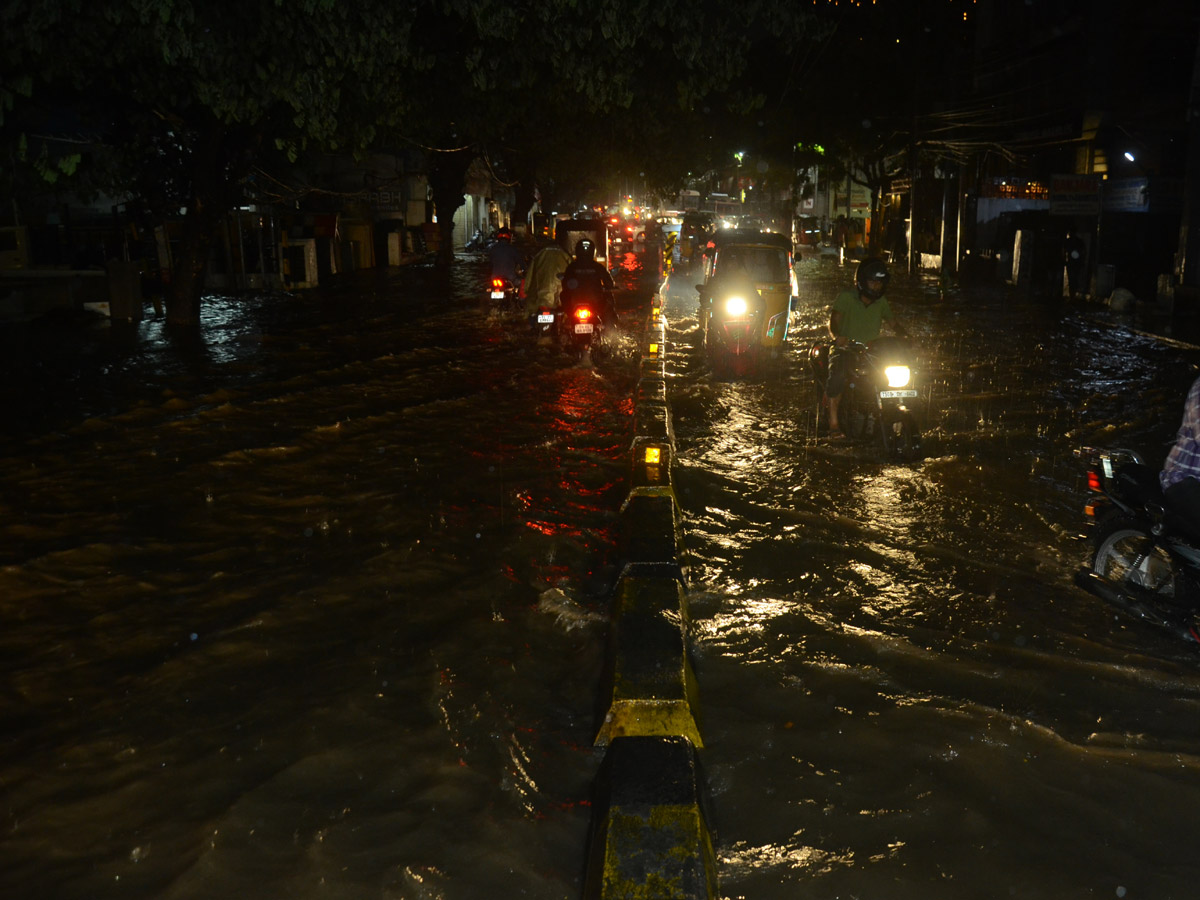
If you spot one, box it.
[428,148,473,268]
[164,206,217,326]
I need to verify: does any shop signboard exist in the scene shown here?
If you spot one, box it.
[1050,174,1101,215]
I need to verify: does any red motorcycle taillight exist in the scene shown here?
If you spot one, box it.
[1086,470,1102,492]
[491,277,504,289]
[574,307,593,322]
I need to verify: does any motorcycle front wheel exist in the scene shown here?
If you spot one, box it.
[879,410,920,461]
[1091,515,1183,602]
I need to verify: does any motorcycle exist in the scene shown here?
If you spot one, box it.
[487,274,522,312]
[808,336,922,460]
[1073,446,1200,644]
[530,305,557,336]
[558,284,610,361]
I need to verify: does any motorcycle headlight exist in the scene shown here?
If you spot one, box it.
[884,365,911,388]
[724,295,748,317]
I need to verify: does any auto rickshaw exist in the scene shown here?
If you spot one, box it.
[556,218,609,268]
[695,229,797,375]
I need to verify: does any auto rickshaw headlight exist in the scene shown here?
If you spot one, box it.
[724,295,748,317]
[884,365,911,388]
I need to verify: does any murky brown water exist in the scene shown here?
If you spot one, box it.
[664,256,1200,900]
[3,247,1200,899]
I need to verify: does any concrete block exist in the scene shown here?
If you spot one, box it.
[618,493,684,579]
[596,574,700,746]
[633,401,673,444]
[584,736,718,900]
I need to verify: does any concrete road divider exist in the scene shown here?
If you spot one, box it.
[595,573,701,746]
[584,736,718,900]
[583,303,718,899]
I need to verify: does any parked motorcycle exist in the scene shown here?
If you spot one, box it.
[1073,446,1200,644]
[809,336,922,459]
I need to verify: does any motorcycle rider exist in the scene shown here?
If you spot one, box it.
[1160,374,1200,537]
[520,229,573,319]
[561,237,617,323]
[825,257,907,436]
[488,226,526,286]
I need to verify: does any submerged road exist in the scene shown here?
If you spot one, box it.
[2,249,1200,898]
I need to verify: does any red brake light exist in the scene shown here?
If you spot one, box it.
[1087,470,1102,492]
[574,307,593,321]
[491,277,504,288]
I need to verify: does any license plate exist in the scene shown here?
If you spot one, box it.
[880,389,918,398]
[574,323,594,334]
[537,313,555,324]
[490,291,505,300]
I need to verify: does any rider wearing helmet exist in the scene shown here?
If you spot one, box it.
[488,225,526,285]
[561,237,617,320]
[824,258,907,436]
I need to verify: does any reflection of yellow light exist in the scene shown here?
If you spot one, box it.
[648,343,658,356]
[644,446,661,464]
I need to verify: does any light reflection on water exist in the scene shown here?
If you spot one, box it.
[0,257,645,899]
[665,258,1200,898]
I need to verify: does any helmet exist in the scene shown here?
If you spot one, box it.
[575,238,596,261]
[496,227,512,242]
[855,258,889,300]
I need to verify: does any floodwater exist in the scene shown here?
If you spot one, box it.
[663,257,1200,900]
[2,246,1200,900]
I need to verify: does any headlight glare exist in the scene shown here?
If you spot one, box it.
[885,365,911,388]
[724,296,748,316]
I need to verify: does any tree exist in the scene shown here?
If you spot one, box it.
[3,0,421,324]
[2,0,831,324]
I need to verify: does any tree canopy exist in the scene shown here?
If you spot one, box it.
[2,0,834,318]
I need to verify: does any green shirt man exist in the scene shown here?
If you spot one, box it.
[825,260,907,435]
[830,287,895,343]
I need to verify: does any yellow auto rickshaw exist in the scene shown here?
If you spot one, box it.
[696,230,797,365]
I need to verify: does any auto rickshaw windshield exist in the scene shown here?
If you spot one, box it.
[718,246,788,283]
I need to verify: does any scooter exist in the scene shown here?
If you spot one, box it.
[809,336,922,460]
[1074,446,1200,644]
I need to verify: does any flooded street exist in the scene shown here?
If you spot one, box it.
[663,258,1200,900]
[4,248,1200,899]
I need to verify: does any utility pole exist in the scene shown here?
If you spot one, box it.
[1175,21,1200,303]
